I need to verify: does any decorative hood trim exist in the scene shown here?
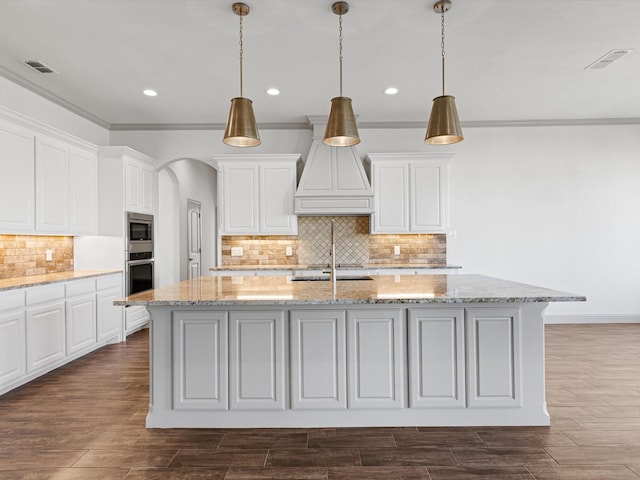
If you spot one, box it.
[294,116,373,215]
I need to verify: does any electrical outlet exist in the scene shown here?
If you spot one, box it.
[45,249,53,262]
[286,246,293,256]
[230,246,243,257]
[393,245,400,255]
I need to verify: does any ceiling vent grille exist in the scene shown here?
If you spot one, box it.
[24,60,57,74]
[585,50,633,70]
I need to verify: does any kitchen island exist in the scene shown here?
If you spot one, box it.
[116,274,585,428]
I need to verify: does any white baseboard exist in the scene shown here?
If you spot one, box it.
[544,314,640,324]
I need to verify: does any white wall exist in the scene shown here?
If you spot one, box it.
[112,123,640,321]
[0,76,109,146]
[164,159,217,281]
[157,168,181,287]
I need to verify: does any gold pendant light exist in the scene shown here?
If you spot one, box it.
[425,0,463,145]
[324,1,360,147]
[223,2,261,147]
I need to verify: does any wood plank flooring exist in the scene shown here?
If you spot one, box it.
[1,324,640,479]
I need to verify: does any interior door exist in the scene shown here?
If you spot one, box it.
[187,200,202,280]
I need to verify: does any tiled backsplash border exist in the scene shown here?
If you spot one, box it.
[221,216,446,266]
[0,235,74,278]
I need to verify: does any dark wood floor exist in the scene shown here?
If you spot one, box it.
[1,324,640,479]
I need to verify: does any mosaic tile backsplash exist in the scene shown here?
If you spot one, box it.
[221,216,446,266]
[0,235,74,278]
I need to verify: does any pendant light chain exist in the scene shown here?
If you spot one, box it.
[338,12,343,97]
[239,13,244,97]
[440,7,445,96]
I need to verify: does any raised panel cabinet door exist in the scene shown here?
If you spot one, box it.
[372,162,409,233]
[69,147,97,234]
[229,310,285,410]
[35,136,69,232]
[290,310,346,410]
[97,288,122,341]
[408,308,465,408]
[125,161,141,211]
[222,165,258,234]
[141,167,155,213]
[347,308,405,409]
[466,307,522,408]
[410,161,447,233]
[26,301,65,373]
[259,164,297,234]
[65,294,97,355]
[0,309,26,390]
[172,311,228,410]
[0,120,35,232]
[125,305,149,336]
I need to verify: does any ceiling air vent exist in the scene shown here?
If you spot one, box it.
[24,60,57,74]
[585,50,633,70]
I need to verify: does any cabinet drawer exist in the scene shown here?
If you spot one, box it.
[0,289,26,311]
[66,279,96,297]
[26,283,65,306]
[97,274,122,291]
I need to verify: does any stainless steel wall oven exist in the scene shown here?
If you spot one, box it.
[126,212,154,295]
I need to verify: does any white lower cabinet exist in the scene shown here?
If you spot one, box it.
[26,285,66,374]
[172,311,228,410]
[125,305,149,336]
[97,288,123,343]
[290,310,347,410]
[408,308,465,408]
[0,290,26,390]
[65,279,97,356]
[229,310,286,410]
[466,307,522,408]
[347,308,405,409]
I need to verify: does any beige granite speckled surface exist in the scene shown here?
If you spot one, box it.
[116,274,586,306]
[210,264,461,271]
[0,270,122,291]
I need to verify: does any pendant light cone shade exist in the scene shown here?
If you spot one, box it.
[324,96,360,146]
[323,1,360,147]
[223,2,260,147]
[425,95,463,144]
[223,97,261,147]
[424,0,463,145]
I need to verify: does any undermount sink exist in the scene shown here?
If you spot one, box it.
[290,275,374,282]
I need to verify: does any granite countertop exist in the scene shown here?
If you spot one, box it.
[0,270,122,292]
[116,274,585,306]
[210,263,462,271]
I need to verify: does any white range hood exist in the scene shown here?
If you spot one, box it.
[294,116,373,215]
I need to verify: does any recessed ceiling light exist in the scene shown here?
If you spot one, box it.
[266,88,280,96]
[384,87,399,95]
[143,89,158,97]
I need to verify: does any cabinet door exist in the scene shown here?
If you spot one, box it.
[408,308,465,408]
[69,147,97,234]
[35,136,68,232]
[125,160,141,212]
[0,120,35,232]
[26,301,65,373]
[290,310,346,409]
[172,311,228,410]
[66,294,97,355]
[229,310,285,410]
[141,166,155,213]
[410,161,447,233]
[372,162,409,233]
[97,288,122,342]
[0,309,26,389]
[125,305,149,336]
[259,164,297,234]
[221,165,259,234]
[466,307,522,408]
[347,308,404,409]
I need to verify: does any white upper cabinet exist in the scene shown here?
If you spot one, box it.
[0,108,98,235]
[0,119,35,232]
[214,155,300,235]
[368,153,451,234]
[125,158,156,215]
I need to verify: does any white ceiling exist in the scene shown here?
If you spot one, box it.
[1,0,639,130]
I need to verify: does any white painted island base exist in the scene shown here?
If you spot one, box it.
[145,302,549,428]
